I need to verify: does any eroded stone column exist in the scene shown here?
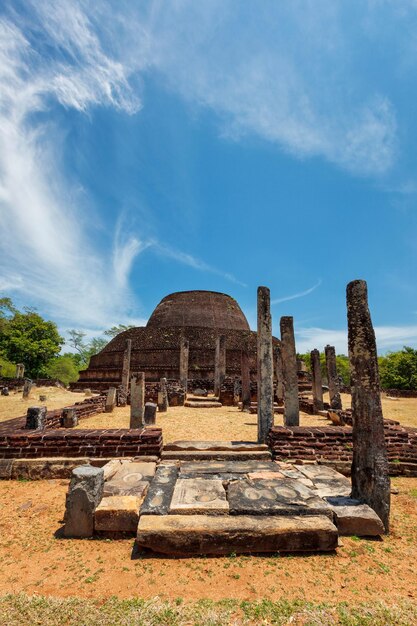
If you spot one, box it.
[325,345,342,409]
[311,349,324,412]
[158,377,169,413]
[179,337,189,393]
[241,349,251,412]
[105,387,117,413]
[61,407,78,428]
[130,372,145,428]
[280,316,300,426]
[257,287,274,443]
[347,279,390,532]
[22,378,32,399]
[274,344,284,404]
[15,363,25,379]
[64,465,104,538]
[119,339,132,407]
[25,406,47,430]
[214,335,226,397]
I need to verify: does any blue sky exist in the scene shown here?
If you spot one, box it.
[1,1,417,354]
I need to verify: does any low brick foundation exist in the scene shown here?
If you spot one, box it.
[0,428,162,459]
[269,424,417,476]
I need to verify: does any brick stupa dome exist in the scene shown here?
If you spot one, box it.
[72,290,279,389]
[146,291,250,331]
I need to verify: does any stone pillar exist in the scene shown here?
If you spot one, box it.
[274,344,284,404]
[240,349,251,412]
[130,372,145,428]
[325,345,342,409]
[158,377,169,412]
[214,335,226,397]
[257,286,274,443]
[179,337,189,393]
[280,316,300,426]
[119,339,132,407]
[25,406,47,430]
[61,407,78,428]
[22,378,32,399]
[347,279,390,532]
[64,465,104,538]
[15,363,24,378]
[105,387,117,413]
[144,402,157,425]
[310,349,324,412]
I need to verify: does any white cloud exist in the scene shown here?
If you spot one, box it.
[295,324,417,354]
[272,280,322,305]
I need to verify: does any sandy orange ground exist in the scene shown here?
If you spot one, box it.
[0,387,94,424]
[0,477,415,603]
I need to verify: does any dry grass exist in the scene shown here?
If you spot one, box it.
[0,387,94,424]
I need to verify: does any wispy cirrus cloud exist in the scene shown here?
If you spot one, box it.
[295,323,417,354]
[272,280,322,306]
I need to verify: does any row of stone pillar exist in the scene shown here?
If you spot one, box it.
[310,345,342,412]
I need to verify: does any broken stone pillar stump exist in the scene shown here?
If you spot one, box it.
[325,345,342,409]
[280,316,300,426]
[144,402,157,425]
[1,387,9,396]
[179,337,189,393]
[22,378,33,399]
[25,406,47,430]
[61,407,78,428]
[214,335,226,396]
[130,373,145,428]
[157,377,169,412]
[105,387,117,413]
[347,279,390,532]
[311,349,324,412]
[241,349,251,412]
[64,465,104,538]
[15,363,25,379]
[257,286,274,443]
[39,394,47,401]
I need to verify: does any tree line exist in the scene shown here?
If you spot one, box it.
[0,298,133,384]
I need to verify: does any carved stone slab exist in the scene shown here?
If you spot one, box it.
[140,464,178,515]
[170,479,229,514]
[179,461,281,476]
[228,478,333,519]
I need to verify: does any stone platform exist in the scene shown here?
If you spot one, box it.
[80,451,385,555]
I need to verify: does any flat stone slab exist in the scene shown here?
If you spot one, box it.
[325,497,385,536]
[170,479,229,514]
[228,479,333,519]
[297,465,347,481]
[179,461,280,475]
[95,495,141,533]
[165,441,269,452]
[163,450,271,461]
[137,514,338,555]
[103,461,156,496]
[184,401,222,408]
[310,478,351,498]
[140,465,178,515]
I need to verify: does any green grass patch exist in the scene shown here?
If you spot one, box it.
[0,593,416,625]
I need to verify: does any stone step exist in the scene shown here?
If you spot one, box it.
[161,450,272,461]
[136,514,338,555]
[184,401,222,408]
[164,440,269,452]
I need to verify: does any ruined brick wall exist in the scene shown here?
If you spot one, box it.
[268,424,417,476]
[0,428,162,459]
[384,389,417,398]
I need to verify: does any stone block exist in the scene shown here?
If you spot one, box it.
[179,461,280,475]
[64,465,104,537]
[137,514,338,555]
[141,464,178,515]
[170,478,229,514]
[95,495,142,533]
[228,478,333,519]
[325,496,384,536]
[103,461,155,496]
[102,459,122,481]
[25,406,47,430]
[144,402,157,425]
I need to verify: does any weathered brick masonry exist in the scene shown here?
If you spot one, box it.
[269,424,417,476]
[0,428,162,459]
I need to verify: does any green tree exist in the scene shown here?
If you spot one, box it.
[67,330,107,368]
[0,309,64,378]
[379,347,417,390]
[45,354,80,385]
[103,324,134,338]
[298,351,350,386]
